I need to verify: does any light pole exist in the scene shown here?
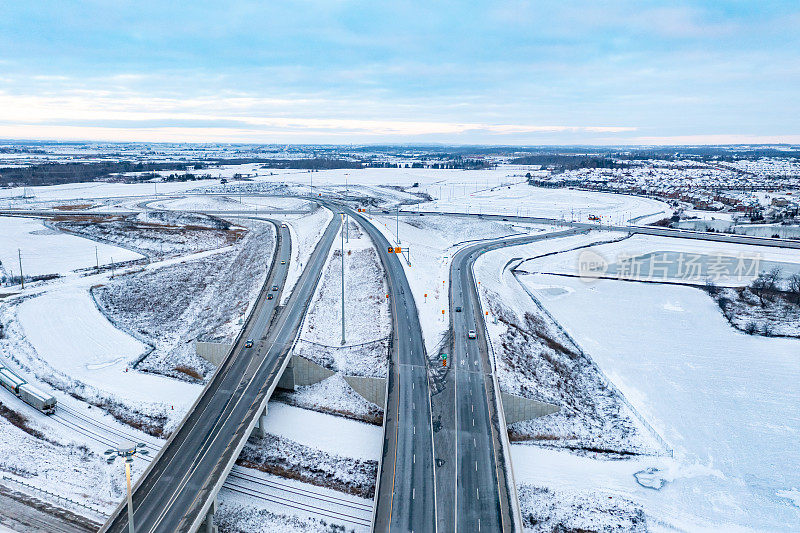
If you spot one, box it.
[396,206,400,244]
[105,443,148,533]
[340,214,346,345]
[17,249,23,289]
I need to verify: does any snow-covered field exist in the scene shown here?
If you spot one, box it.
[0,216,142,277]
[519,273,800,531]
[150,194,311,212]
[525,233,800,286]
[474,231,662,454]
[11,286,200,420]
[92,218,275,380]
[422,183,672,224]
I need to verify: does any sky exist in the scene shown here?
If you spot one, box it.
[0,1,798,145]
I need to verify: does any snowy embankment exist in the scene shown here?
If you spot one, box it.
[279,206,333,303]
[92,218,275,381]
[279,217,390,423]
[151,194,311,213]
[0,215,142,278]
[517,272,800,531]
[474,231,660,453]
[53,211,243,259]
[369,212,550,352]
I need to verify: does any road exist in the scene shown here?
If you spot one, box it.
[101,213,341,533]
[389,210,800,250]
[441,228,587,533]
[338,205,437,533]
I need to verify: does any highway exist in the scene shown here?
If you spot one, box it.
[101,213,341,533]
[339,204,437,533]
[390,209,800,250]
[442,228,587,533]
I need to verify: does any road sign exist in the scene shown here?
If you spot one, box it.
[394,247,401,253]
[441,353,447,359]
[387,247,394,253]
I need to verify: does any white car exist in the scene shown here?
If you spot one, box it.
[468,330,476,339]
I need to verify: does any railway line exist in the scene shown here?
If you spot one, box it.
[47,405,372,528]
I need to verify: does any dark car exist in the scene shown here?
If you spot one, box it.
[455,306,462,312]
[272,285,278,291]
[267,294,274,300]
[244,339,254,348]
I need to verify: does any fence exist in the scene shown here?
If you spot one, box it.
[2,474,108,518]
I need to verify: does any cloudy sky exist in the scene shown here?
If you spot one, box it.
[1,1,798,145]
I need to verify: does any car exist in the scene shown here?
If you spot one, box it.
[244,339,254,348]
[502,218,508,221]
[267,293,274,300]
[272,285,278,291]
[281,223,287,228]
[467,329,476,339]
[455,306,462,312]
[280,260,286,265]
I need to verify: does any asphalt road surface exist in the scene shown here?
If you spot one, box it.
[390,209,800,250]
[442,228,587,533]
[340,205,437,533]
[102,214,341,533]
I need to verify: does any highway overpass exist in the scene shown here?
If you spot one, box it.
[101,214,341,533]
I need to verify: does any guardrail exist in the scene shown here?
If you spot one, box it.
[2,474,108,517]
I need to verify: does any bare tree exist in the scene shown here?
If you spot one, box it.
[788,273,800,304]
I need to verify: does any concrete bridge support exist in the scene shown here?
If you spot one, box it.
[500,392,559,424]
[200,496,218,533]
[252,405,269,438]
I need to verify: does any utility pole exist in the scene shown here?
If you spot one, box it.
[341,214,346,345]
[396,206,400,244]
[111,257,115,279]
[346,213,349,243]
[17,249,23,289]
[95,246,99,272]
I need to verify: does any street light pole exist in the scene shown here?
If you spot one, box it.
[125,460,134,533]
[17,249,23,289]
[105,443,148,533]
[396,206,400,244]
[341,214,346,345]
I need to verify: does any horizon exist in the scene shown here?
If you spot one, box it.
[1,1,798,145]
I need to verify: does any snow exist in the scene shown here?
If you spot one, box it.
[15,287,201,410]
[279,207,333,303]
[293,217,390,378]
[423,183,672,224]
[369,212,550,351]
[473,231,662,454]
[261,402,381,462]
[526,232,800,286]
[0,216,142,277]
[519,273,800,531]
[150,194,310,212]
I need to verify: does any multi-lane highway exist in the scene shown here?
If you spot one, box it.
[340,204,437,533]
[391,209,800,250]
[441,228,587,533]
[102,213,341,533]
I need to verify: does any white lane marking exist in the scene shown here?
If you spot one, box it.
[476,488,480,500]
[472,418,475,427]
[413,488,415,500]
[475,461,478,471]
